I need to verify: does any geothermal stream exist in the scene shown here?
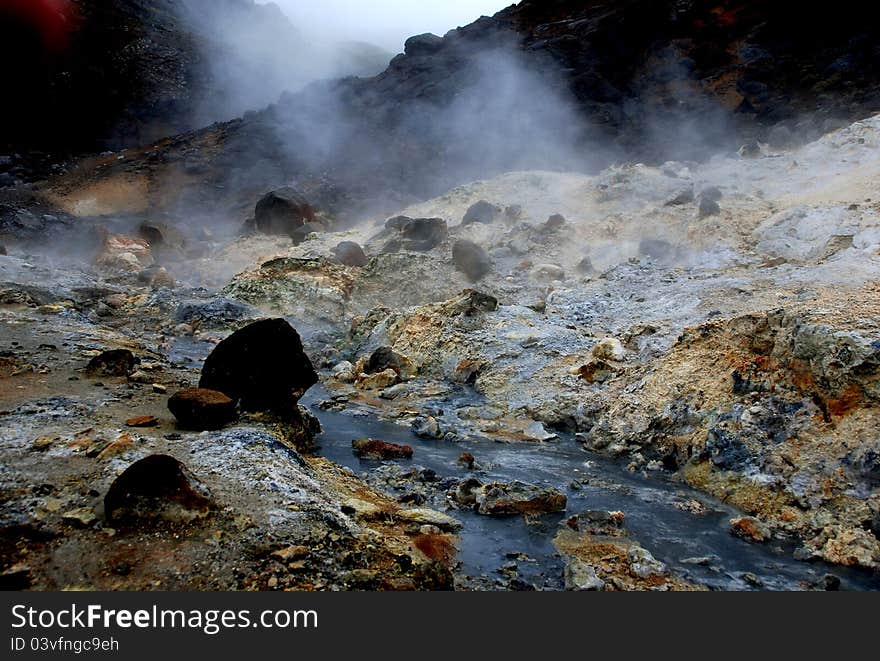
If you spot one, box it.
[302,388,880,591]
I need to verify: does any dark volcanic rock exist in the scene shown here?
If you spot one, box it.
[104,455,214,525]
[199,318,318,413]
[333,241,369,267]
[168,388,237,431]
[86,349,138,377]
[290,222,325,246]
[462,201,503,226]
[366,346,410,376]
[452,239,492,281]
[254,188,316,237]
[352,439,414,460]
[380,217,448,252]
[175,297,256,328]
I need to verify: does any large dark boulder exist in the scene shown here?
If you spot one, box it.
[199,318,318,413]
[104,455,215,526]
[452,239,492,281]
[254,188,316,237]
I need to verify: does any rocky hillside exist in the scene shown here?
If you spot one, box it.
[21,0,880,225]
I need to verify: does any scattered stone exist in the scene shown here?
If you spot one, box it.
[290,222,325,246]
[639,238,675,259]
[95,232,153,272]
[333,241,369,267]
[462,200,502,225]
[530,263,565,281]
[62,507,98,528]
[104,455,215,525]
[168,388,237,431]
[174,298,255,329]
[382,216,448,252]
[412,415,442,439]
[545,214,566,229]
[577,360,619,384]
[448,289,498,315]
[96,433,136,460]
[397,508,463,532]
[331,361,356,383]
[627,546,667,578]
[86,349,138,377]
[152,384,167,394]
[254,187,315,237]
[462,480,567,516]
[730,516,771,542]
[665,188,695,206]
[356,368,399,390]
[564,558,605,591]
[457,452,476,469]
[125,415,158,428]
[352,439,414,460]
[576,257,594,275]
[452,239,491,281]
[200,318,318,413]
[592,337,627,362]
[524,421,557,441]
[365,346,416,378]
[271,545,309,563]
[504,205,523,221]
[698,197,721,218]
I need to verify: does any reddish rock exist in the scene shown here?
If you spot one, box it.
[86,349,137,377]
[352,439,414,461]
[168,388,237,431]
[730,516,771,542]
[125,415,158,428]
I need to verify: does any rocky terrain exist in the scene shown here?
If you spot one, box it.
[2,1,880,591]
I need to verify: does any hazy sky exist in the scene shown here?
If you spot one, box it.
[261,0,513,51]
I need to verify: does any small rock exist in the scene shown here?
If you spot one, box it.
[86,349,138,377]
[530,263,565,281]
[452,239,492,281]
[462,200,502,225]
[524,421,557,441]
[352,439,414,460]
[397,508,463,532]
[152,384,167,394]
[698,197,721,218]
[730,516,771,542]
[62,507,97,528]
[366,346,416,378]
[331,361,356,383]
[333,241,369,267]
[627,546,667,578]
[577,360,619,384]
[412,415,442,439]
[96,433,136,460]
[254,187,316,237]
[168,388,237,431]
[592,338,627,362]
[545,214,566,229]
[356,368,399,390]
[125,415,158,428]
[475,480,567,516]
[457,452,476,469]
[104,455,215,525]
[564,558,605,591]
